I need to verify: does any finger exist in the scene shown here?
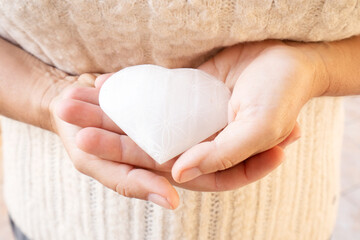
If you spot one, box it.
[77,73,98,87]
[278,122,301,149]
[56,99,124,134]
[172,119,286,183]
[211,146,284,190]
[57,120,179,209]
[74,153,179,209]
[76,127,175,172]
[95,73,114,89]
[162,146,284,191]
[63,87,100,105]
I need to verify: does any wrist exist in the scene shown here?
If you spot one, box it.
[306,36,360,96]
[287,36,360,97]
[0,37,79,133]
[36,70,75,134]
[302,44,331,98]
[285,41,331,99]
[44,73,99,134]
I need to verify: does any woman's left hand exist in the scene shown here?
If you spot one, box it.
[171,40,328,188]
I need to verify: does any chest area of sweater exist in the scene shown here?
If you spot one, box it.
[1,0,349,49]
[0,0,358,74]
[1,0,357,43]
[0,0,341,33]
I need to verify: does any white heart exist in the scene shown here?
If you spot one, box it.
[99,64,231,164]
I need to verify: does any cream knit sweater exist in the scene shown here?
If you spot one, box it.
[0,1,359,240]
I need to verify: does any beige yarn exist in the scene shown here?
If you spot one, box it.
[0,1,358,239]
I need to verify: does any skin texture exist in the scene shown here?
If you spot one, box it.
[172,38,360,184]
[53,73,299,209]
[1,36,360,209]
[171,41,324,183]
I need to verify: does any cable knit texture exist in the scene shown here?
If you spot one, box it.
[0,1,358,239]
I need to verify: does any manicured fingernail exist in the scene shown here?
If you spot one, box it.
[147,193,172,209]
[179,167,202,183]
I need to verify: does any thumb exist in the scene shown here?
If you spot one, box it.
[172,116,282,183]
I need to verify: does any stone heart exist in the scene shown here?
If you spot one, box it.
[99,64,231,164]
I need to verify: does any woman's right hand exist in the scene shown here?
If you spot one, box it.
[50,73,180,209]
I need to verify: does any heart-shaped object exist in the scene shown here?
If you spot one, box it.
[99,64,231,164]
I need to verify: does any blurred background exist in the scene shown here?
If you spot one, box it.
[0,96,359,240]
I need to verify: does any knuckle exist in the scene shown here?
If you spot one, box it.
[213,141,235,171]
[217,154,235,171]
[112,135,124,162]
[116,182,133,198]
[116,166,137,198]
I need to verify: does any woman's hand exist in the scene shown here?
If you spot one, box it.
[51,69,300,209]
[171,40,327,185]
[2,33,359,209]
[50,36,360,209]
[50,73,181,209]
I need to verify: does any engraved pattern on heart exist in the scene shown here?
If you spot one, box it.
[99,64,231,164]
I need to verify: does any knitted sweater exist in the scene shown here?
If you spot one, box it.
[0,1,359,240]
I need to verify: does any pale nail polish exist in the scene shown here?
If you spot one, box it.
[147,193,172,209]
[179,167,202,183]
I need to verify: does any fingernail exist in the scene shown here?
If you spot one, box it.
[147,193,173,209]
[179,167,202,183]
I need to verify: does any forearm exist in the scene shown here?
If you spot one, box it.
[301,35,360,97]
[0,37,70,132]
